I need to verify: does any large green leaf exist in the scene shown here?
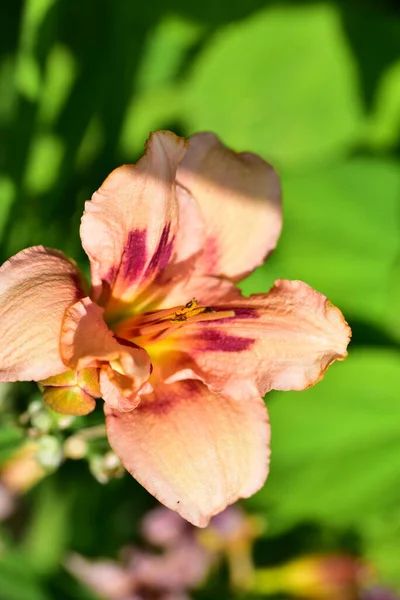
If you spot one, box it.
[0,551,50,600]
[240,158,400,331]
[183,3,363,169]
[23,478,71,575]
[119,15,203,157]
[366,59,400,150]
[248,349,400,582]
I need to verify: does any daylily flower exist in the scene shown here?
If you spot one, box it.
[0,131,350,526]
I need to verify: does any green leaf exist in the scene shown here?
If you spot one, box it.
[240,159,400,330]
[0,178,16,241]
[22,478,71,575]
[0,424,23,464]
[135,14,203,92]
[183,3,363,169]
[119,15,203,157]
[248,349,400,581]
[0,551,50,600]
[363,513,400,588]
[366,59,400,149]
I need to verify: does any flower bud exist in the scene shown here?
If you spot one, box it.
[39,368,101,416]
[36,435,63,471]
[0,442,45,492]
[89,451,124,484]
[253,554,370,600]
[63,436,88,460]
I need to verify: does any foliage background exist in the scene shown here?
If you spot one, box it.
[0,0,400,597]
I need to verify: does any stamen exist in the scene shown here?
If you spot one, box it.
[170,298,213,323]
[116,299,235,344]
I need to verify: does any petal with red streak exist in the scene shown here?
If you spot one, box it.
[165,280,351,400]
[105,380,270,527]
[80,131,188,308]
[60,297,151,411]
[0,246,85,382]
[130,185,208,313]
[176,132,282,281]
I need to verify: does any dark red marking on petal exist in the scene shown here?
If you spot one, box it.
[144,223,174,278]
[120,229,148,283]
[139,380,200,415]
[198,329,254,352]
[103,264,118,286]
[229,307,259,319]
[114,336,143,351]
[139,397,174,415]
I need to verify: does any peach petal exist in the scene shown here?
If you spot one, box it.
[0,246,85,382]
[167,280,351,400]
[43,385,96,416]
[148,273,240,312]
[80,131,187,305]
[99,365,142,412]
[176,132,282,281]
[105,380,270,527]
[60,298,151,411]
[130,186,208,313]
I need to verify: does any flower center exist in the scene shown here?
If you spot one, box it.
[114,299,235,346]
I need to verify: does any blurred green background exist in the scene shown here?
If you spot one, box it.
[1,0,400,598]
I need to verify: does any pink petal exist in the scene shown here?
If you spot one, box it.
[130,541,210,590]
[141,506,189,547]
[105,380,270,527]
[166,280,351,400]
[80,131,188,308]
[61,298,151,411]
[66,554,134,599]
[176,132,282,281]
[0,246,85,382]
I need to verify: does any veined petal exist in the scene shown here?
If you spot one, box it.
[176,132,282,281]
[61,298,151,411]
[164,280,351,400]
[129,185,207,313]
[0,246,85,382]
[80,131,187,307]
[105,380,270,527]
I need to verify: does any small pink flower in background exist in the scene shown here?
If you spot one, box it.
[0,482,15,522]
[0,131,351,525]
[362,587,400,600]
[66,504,255,600]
